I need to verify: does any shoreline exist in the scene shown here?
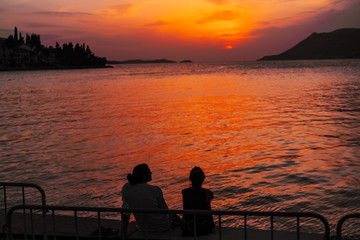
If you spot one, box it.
[0,64,113,72]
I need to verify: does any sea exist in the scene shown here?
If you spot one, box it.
[0,59,359,236]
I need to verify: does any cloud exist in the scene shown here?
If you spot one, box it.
[217,32,257,39]
[203,0,228,4]
[109,3,134,15]
[197,10,240,24]
[313,1,360,30]
[144,20,168,27]
[37,11,93,17]
[329,0,358,7]
[262,9,319,26]
[232,1,360,61]
[23,22,62,29]
[97,3,137,17]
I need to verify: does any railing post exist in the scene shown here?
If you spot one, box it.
[21,187,27,240]
[270,215,274,240]
[336,213,360,240]
[167,213,172,240]
[97,212,101,240]
[121,213,125,240]
[218,215,221,240]
[2,224,6,240]
[3,186,7,218]
[30,209,35,240]
[6,212,13,240]
[74,210,79,240]
[244,215,247,240]
[193,214,197,239]
[42,207,48,240]
[337,216,345,240]
[297,216,300,240]
[51,210,56,240]
[317,213,330,240]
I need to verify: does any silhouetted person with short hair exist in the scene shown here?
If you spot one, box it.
[181,167,215,236]
[121,164,174,236]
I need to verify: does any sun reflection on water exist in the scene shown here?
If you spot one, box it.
[0,60,359,234]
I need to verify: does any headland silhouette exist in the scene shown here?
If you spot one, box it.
[258,28,360,61]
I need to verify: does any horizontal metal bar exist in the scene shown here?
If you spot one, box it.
[6,204,330,219]
[0,182,47,206]
[6,204,331,240]
[6,204,331,231]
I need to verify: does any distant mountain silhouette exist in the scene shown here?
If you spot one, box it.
[258,28,360,61]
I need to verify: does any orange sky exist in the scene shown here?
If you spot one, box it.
[0,0,359,61]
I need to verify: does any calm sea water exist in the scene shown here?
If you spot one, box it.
[1,60,359,235]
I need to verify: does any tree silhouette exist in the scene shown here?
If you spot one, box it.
[2,26,107,68]
[14,27,18,41]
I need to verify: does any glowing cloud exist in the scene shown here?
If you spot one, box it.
[0,0,358,61]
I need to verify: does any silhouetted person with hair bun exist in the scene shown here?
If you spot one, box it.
[126,163,152,184]
[181,167,215,236]
[121,164,177,236]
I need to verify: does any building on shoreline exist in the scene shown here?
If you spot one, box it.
[0,27,107,70]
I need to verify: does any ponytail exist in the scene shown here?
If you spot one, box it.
[127,174,136,184]
[127,163,151,185]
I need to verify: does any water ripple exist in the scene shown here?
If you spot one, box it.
[1,60,359,235]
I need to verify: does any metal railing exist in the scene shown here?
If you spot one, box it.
[336,213,360,240]
[0,182,47,217]
[5,205,330,240]
[1,182,47,239]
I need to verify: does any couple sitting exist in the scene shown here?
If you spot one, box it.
[121,164,215,236]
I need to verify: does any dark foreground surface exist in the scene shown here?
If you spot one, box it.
[0,212,328,240]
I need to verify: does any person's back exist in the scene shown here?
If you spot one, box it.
[181,167,214,236]
[182,187,212,211]
[122,182,169,232]
[121,164,170,233]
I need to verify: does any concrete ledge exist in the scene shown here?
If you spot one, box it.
[128,226,324,240]
[1,212,324,240]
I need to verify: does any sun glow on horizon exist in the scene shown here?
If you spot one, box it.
[224,44,234,49]
[81,0,354,48]
[0,0,357,60]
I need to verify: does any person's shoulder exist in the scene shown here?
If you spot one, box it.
[122,182,130,188]
[204,188,214,199]
[204,188,213,193]
[121,182,131,192]
[182,187,191,195]
[145,183,163,192]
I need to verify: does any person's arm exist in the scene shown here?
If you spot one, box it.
[120,213,130,239]
[157,187,169,209]
[205,189,214,203]
[121,188,131,239]
[182,189,186,209]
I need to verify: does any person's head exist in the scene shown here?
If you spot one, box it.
[127,163,152,184]
[189,166,205,188]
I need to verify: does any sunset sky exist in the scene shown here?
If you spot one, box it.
[0,0,359,61]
